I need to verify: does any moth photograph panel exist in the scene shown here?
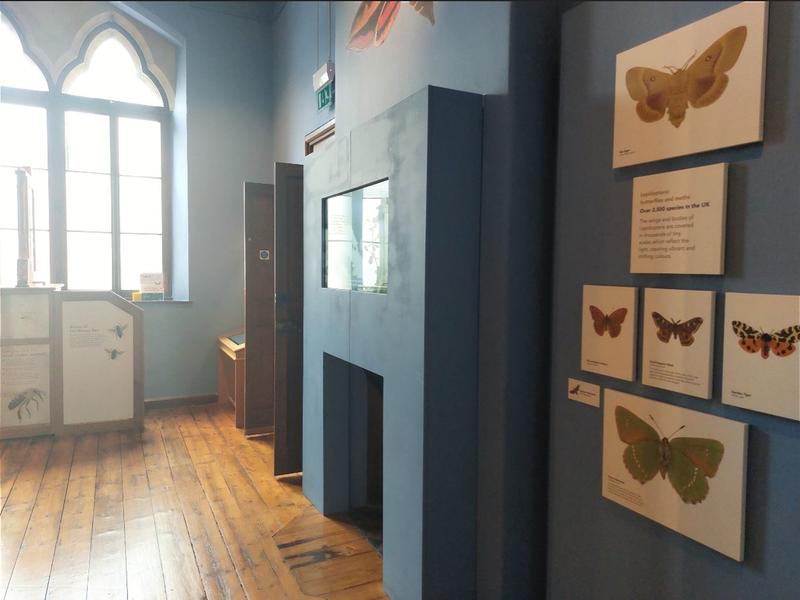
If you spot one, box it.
[581,285,638,381]
[642,288,715,399]
[613,1,768,167]
[602,390,747,561]
[722,292,800,421]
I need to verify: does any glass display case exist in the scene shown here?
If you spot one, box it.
[323,180,389,293]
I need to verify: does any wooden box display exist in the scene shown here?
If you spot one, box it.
[217,330,246,429]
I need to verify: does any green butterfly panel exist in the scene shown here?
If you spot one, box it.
[615,406,724,505]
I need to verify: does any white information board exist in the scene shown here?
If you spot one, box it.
[0,292,50,339]
[62,300,134,424]
[0,344,50,427]
[630,164,727,274]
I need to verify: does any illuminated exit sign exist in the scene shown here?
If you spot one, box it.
[317,82,334,110]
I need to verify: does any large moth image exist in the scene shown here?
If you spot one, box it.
[625,26,746,128]
[348,1,435,51]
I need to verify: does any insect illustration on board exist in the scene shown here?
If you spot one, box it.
[108,323,128,339]
[615,405,724,504]
[6,388,46,421]
[626,26,747,128]
[589,306,628,338]
[105,348,125,360]
[652,312,704,347]
[348,1,435,51]
[731,321,800,359]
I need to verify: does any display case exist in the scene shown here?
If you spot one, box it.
[218,329,246,428]
[323,180,389,294]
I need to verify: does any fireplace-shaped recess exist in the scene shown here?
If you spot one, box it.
[304,87,483,600]
[324,354,384,552]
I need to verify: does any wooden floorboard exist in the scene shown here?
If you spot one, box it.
[274,507,386,598]
[142,417,206,600]
[120,430,167,600]
[87,432,127,599]
[0,437,53,598]
[46,434,98,599]
[0,439,32,511]
[5,437,74,600]
[155,411,244,600]
[0,402,385,600]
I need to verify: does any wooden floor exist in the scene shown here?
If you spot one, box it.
[0,402,386,600]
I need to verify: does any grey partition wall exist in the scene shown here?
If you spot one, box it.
[303,86,483,599]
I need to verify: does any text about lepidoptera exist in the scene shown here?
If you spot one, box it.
[635,189,712,259]
[630,164,726,275]
[631,165,725,274]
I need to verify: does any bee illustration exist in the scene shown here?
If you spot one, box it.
[108,324,128,339]
[7,388,46,421]
[105,349,125,360]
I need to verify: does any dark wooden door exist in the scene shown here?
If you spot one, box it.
[243,182,275,436]
[273,163,303,475]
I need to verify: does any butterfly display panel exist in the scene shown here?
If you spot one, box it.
[642,288,715,399]
[722,292,800,421]
[603,389,747,561]
[581,285,638,381]
[612,1,767,168]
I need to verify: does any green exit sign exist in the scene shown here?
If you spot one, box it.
[317,82,333,110]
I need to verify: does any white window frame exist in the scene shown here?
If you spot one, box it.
[1,14,173,298]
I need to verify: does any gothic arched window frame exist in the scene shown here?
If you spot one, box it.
[0,8,174,297]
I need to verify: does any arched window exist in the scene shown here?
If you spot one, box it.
[63,30,164,106]
[0,12,50,286]
[0,12,48,91]
[59,25,170,293]
[0,11,173,295]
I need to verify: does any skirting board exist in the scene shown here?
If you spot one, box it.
[61,418,140,436]
[145,393,219,410]
[0,423,54,441]
[245,425,274,438]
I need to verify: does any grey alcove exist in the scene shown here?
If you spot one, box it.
[303,86,483,599]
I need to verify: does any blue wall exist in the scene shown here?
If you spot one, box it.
[476,4,561,597]
[134,2,273,399]
[548,2,800,597]
[271,0,334,164]
[332,1,509,136]
[271,1,509,163]
[271,2,565,597]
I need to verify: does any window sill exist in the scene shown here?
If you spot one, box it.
[131,299,192,305]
